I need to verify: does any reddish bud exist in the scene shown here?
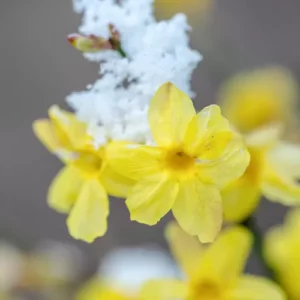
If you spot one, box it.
[67,33,112,53]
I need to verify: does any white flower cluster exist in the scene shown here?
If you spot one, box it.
[68,0,202,147]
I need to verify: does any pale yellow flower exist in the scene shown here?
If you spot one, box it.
[107,82,249,243]
[265,209,300,300]
[33,106,133,243]
[219,66,298,135]
[218,67,300,222]
[141,222,286,300]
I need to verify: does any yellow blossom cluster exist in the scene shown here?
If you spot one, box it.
[34,65,300,300]
[33,67,300,244]
[219,67,300,222]
[34,83,250,243]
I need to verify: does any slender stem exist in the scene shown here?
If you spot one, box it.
[241,216,277,281]
[116,45,127,58]
[110,38,127,58]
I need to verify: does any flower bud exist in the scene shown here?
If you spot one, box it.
[67,33,113,53]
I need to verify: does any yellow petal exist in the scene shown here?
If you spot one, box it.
[172,178,222,243]
[126,173,178,225]
[262,144,300,205]
[106,142,163,181]
[264,227,287,269]
[100,163,134,198]
[219,66,297,134]
[140,279,188,300]
[165,221,204,277]
[32,119,61,152]
[226,275,286,300]
[222,177,261,223]
[184,105,232,158]
[267,142,300,178]
[262,167,300,205]
[33,117,80,163]
[49,105,91,150]
[283,208,300,232]
[264,226,300,300]
[264,209,300,267]
[197,138,250,188]
[195,226,252,283]
[67,179,109,243]
[148,82,196,147]
[245,125,282,148]
[47,165,84,213]
[264,209,300,300]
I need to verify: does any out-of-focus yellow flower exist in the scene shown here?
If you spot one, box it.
[141,222,285,300]
[107,82,249,243]
[33,106,133,243]
[222,128,300,222]
[218,67,300,222]
[76,279,132,300]
[219,67,298,135]
[155,0,211,20]
[265,209,300,300]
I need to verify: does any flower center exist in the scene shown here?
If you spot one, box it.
[165,149,195,172]
[73,151,103,175]
[190,281,222,300]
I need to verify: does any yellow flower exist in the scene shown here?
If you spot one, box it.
[265,209,300,300]
[222,129,300,222]
[219,66,298,135]
[107,82,249,242]
[76,278,133,300]
[141,222,286,300]
[33,106,133,243]
[218,67,300,222]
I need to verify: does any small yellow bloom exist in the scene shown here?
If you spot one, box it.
[33,106,133,243]
[141,222,286,300]
[219,66,298,135]
[218,67,300,222]
[107,82,249,242]
[265,209,300,300]
[223,129,300,222]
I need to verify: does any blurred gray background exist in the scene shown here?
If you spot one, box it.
[1,0,299,273]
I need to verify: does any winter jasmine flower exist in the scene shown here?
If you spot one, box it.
[107,82,249,242]
[33,106,133,243]
[140,222,286,300]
